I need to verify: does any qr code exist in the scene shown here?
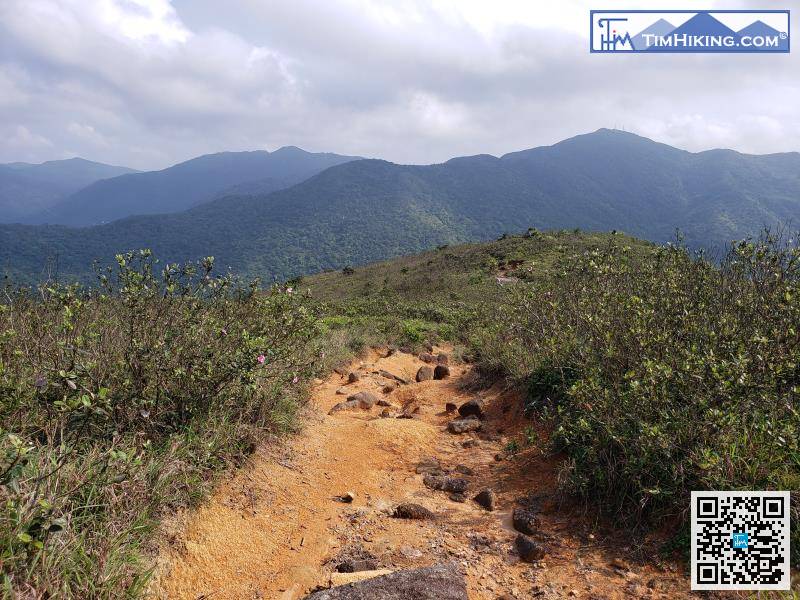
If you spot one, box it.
[691,491,790,590]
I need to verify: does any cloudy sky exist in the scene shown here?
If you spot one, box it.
[0,0,797,170]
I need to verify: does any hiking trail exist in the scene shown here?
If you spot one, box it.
[152,347,692,599]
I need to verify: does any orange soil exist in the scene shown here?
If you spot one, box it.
[152,348,699,599]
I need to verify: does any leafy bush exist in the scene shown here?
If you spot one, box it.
[0,250,321,597]
[480,234,800,561]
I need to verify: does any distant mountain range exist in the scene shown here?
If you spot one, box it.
[2,129,799,284]
[0,158,137,223]
[19,147,360,226]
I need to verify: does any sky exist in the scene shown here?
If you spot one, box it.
[0,0,797,170]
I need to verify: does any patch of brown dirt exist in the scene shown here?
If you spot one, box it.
[151,348,694,599]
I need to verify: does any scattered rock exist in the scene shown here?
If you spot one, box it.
[376,398,393,407]
[473,488,497,511]
[348,372,360,384]
[336,387,349,395]
[447,417,482,434]
[382,385,396,394]
[512,506,541,535]
[514,534,547,563]
[380,408,392,418]
[453,464,473,476]
[400,400,420,418]
[379,370,409,384]
[461,438,479,448]
[334,366,349,377]
[346,391,379,409]
[457,398,484,419]
[332,545,378,573]
[449,492,467,503]
[334,491,356,503]
[433,365,450,380]
[423,474,468,494]
[424,342,434,352]
[329,400,362,414]
[493,453,504,462]
[392,503,435,520]
[304,562,467,599]
[416,366,434,382]
[445,402,457,413]
[419,352,436,363]
[399,545,423,559]
[437,353,449,365]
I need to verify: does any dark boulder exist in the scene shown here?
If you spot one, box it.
[473,488,497,511]
[423,474,469,494]
[392,503,435,520]
[433,365,450,380]
[347,372,360,384]
[515,534,548,563]
[416,366,434,382]
[512,506,541,535]
[457,398,484,419]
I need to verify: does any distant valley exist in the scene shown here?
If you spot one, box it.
[2,128,799,283]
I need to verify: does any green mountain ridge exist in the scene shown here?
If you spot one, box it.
[31,147,361,226]
[2,129,799,284]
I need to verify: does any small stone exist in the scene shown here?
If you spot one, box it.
[380,408,392,418]
[419,352,436,363]
[461,438,479,448]
[449,492,467,503]
[382,385,396,394]
[515,534,547,562]
[416,366,434,382]
[376,398,392,407]
[447,417,482,434]
[437,353,449,365]
[336,387,348,395]
[473,488,497,511]
[379,370,409,384]
[445,402,457,413]
[457,398,484,419]
[348,372,360,383]
[453,464,473,475]
[393,503,435,520]
[493,453,504,461]
[346,391,379,408]
[335,491,356,503]
[433,365,450,380]
[512,506,541,535]
[423,474,469,494]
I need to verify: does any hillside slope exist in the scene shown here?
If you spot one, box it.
[2,129,799,283]
[34,146,360,226]
[0,158,137,223]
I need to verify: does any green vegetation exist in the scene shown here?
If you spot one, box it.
[0,251,323,597]
[3,227,798,594]
[4,129,800,284]
[306,229,799,566]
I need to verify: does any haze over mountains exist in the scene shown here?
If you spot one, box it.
[2,128,799,283]
[0,158,137,223]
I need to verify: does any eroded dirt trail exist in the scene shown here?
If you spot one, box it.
[154,348,692,599]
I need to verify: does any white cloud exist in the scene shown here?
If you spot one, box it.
[0,0,797,169]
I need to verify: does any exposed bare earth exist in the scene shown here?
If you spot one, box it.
[153,348,696,599]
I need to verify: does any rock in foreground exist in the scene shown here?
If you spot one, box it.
[304,562,467,599]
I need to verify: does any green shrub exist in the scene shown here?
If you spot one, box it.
[481,233,800,562]
[0,250,321,597]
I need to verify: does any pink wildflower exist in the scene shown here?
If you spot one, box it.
[257,354,266,364]
[292,375,299,384]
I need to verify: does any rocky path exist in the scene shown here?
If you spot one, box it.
[153,347,693,599]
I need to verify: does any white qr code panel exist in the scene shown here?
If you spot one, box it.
[691,491,790,590]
